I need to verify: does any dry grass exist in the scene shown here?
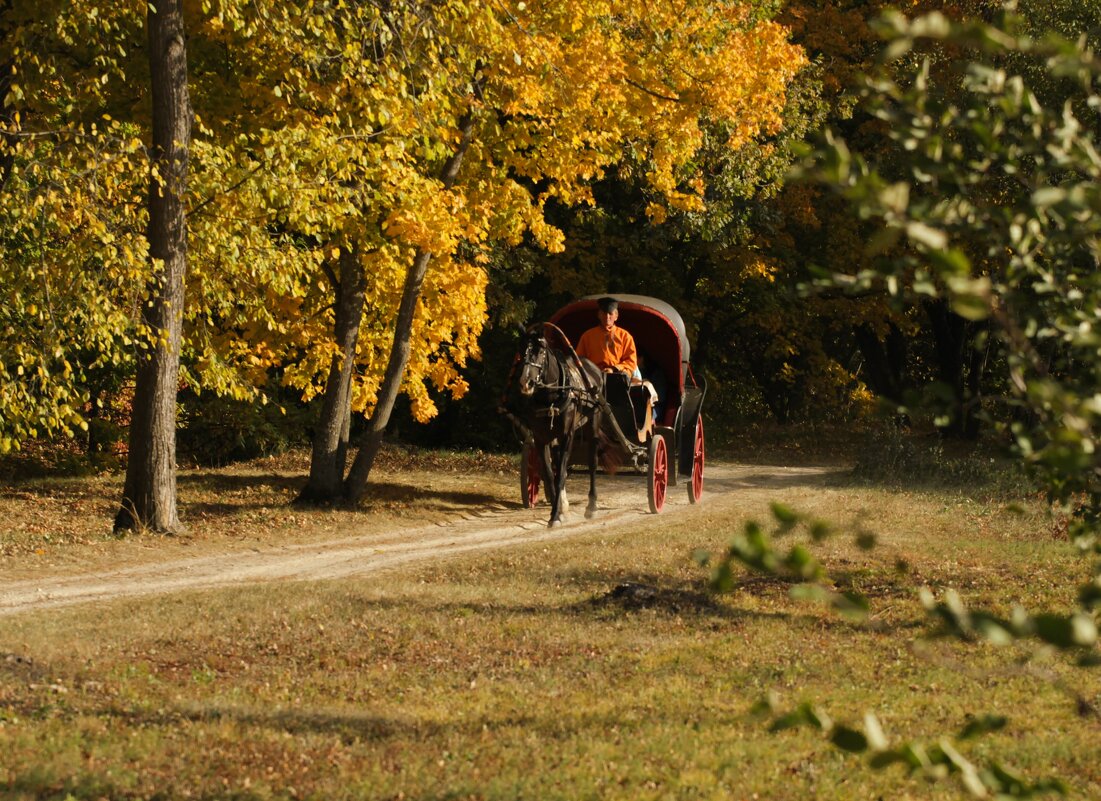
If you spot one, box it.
[1,442,1098,800]
[0,445,518,573]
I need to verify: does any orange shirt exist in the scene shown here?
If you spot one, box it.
[576,325,638,373]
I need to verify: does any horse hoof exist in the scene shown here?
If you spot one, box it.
[585,506,595,519]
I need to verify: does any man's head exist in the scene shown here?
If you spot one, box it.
[596,296,619,330]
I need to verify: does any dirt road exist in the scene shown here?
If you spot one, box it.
[0,463,838,617]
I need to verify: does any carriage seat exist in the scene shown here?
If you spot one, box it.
[603,372,655,443]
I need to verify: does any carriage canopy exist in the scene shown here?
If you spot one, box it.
[548,294,692,399]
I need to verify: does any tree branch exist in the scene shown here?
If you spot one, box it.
[624,76,681,103]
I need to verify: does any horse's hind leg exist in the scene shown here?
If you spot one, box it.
[585,423,598,519]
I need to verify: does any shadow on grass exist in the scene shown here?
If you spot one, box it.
[178,472,504,517]
[353,483,503,511]
[0,651,49,682]
[0,480,115,501]
[101,703,434,745]
[345,572,904,634]
[2,771,270,801]
[178,472,303,494]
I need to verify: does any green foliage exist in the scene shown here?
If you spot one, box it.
[754,694,1068,798]
[920,586,1098,651]
[708,495,1093,796]
[703,505,870,620]
[804,7,1101,521]
[176,389,312,467]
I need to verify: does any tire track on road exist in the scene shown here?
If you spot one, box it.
[1,463,840,616]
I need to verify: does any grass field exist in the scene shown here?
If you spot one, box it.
[1,437,1099,800]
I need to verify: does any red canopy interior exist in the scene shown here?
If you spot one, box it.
[549,298,687,424]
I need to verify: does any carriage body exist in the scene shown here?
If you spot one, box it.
[520,295,707,512]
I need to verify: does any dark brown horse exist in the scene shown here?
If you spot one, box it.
[513,325,607,527]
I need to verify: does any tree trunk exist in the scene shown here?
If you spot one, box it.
[924,299,983,440]
[297,248,366,504]
[343,102,480,504]
[115,0,191,533]
[853,322,908,403]
[0,6,16,195]
[343,246,433,503]
[962,323,989,439]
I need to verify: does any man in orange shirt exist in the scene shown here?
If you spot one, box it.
[575,297,638,377]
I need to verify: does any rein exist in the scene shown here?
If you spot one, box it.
[541,321,600,397]
[500,327,602,445]
[525,347,590,399]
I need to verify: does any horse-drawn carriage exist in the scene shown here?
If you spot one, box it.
[506,295,706,525]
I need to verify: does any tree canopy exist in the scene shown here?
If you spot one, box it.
[1,1,804,458]
[5,0,1099,525]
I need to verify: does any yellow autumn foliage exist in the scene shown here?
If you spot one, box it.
[1,0,806,443]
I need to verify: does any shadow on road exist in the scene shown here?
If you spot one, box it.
[704,466,848,493]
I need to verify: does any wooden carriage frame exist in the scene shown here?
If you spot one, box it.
[520,294,707,513]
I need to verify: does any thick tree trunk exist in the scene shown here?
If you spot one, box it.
[924,299,984,440]
[0,21,15,194]
[343,102,480,504]
[115,0,191,533]
[297,248,366,504]
[853,322,908,403]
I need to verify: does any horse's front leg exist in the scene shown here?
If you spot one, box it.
[549,433,574,528]
[585,418,598,519]
[541,442,559,526]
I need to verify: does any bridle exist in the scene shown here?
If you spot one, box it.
[500,326,606,454]
[518,336,599,429]
[520,337,570,395]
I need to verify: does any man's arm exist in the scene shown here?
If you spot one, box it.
[619,330,638,375]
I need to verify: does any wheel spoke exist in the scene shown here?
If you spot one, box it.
[688,416,704,504]
[648,435,668,513]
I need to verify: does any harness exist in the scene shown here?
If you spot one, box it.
[524,348,575,428]
[500,334,596,435]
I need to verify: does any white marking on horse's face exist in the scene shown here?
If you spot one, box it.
[518,341,542,396]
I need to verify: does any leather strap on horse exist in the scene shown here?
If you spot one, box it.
[541,321,600,397]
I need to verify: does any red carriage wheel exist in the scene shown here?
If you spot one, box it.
[687,415,704,504]
[647,434,668,514]
[520,442,541,508]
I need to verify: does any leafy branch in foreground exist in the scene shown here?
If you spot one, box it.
[753,695,1067,799]
[705,5,1101,795]
[920,587,1098,658]
[698,501,871,621]
[802,4,1101,525]
[705,498,1097,797]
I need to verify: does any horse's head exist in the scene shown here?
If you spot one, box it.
[517,326,550,397]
